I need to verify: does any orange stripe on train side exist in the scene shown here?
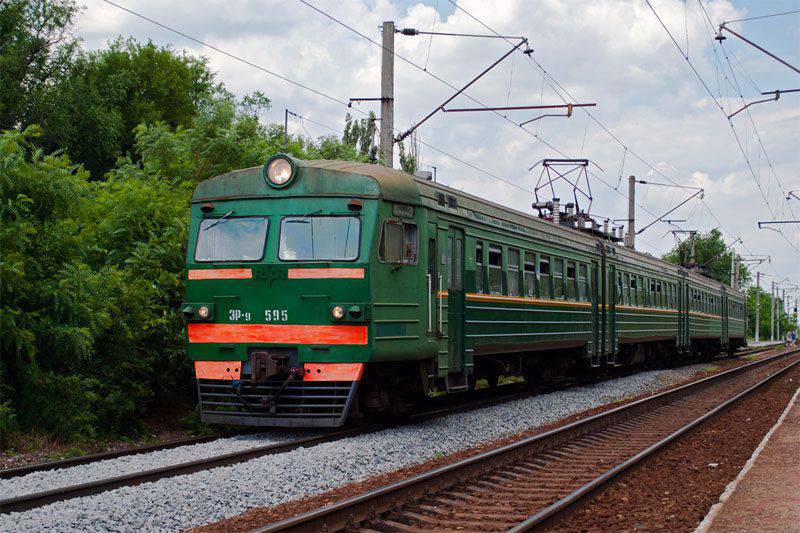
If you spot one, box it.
[287,268,365,279]
[194,360,241,380]
[188,269,252,280]
[187,324,368,345]
[303,363,364,381]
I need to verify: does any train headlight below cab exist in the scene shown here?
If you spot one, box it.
[332,305,346,320]
[197,305,211,319]
[264,155,295,187]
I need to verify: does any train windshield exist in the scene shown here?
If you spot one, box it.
[195,217,268,262]
[279,216,360,261]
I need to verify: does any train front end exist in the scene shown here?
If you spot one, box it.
[182,155,377,427]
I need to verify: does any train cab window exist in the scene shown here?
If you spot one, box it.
[475,242,484,293]
[508,248,521,296]
[524,252,536,297]
[553,259,564,299]
[378,220,417,264]
[539,256,551,299]
[578,264,589,301]
[280,216,360,261]
[195,217,268,262]
[488,244,503,295]
[566,261,576,300]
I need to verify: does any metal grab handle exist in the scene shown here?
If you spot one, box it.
[427,273,432,333]
[438,274,443,333]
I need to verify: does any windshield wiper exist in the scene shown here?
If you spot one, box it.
[203,210,236,230]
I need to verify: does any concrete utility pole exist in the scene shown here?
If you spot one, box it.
[730,251,735,288]
[624,175,636,249]
[380,21,395,168]
[688,231,697,268]
[754,272,762,341]
[779,288,785,340]
[771,281,775,342]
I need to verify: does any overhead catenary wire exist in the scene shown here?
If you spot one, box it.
[647,0,800,254]
[296,0,688,235]
[446,0,790,273]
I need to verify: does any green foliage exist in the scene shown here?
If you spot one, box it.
[1,9,389,445]
[26,37,219,176]
[746,285,796,340]
[662,229,750,286]
[398,141,417,175]
[0,0,81,130]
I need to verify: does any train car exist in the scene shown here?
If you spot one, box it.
[181,154,747,427]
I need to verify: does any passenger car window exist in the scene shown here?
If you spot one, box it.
[524,252,536,298]
[508,248,520,296]
[553,259,564,299]
[195,217,268,262]
[539,256,551,299]
[578,263,589,301]
[280,216,359,261]
[488,244,503,294]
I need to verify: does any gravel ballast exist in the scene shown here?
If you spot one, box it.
[0,432,316,499]
[0,364,711,531]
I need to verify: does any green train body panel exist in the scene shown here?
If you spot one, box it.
[182,155,747,426]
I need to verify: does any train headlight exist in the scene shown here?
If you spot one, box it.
[332,305,345,320]
[197,305,211,319]
[264,155,295,188]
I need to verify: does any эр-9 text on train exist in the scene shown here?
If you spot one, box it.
[180,154,746,427]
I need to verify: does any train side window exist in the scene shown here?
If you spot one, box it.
[524,252,536,297]
[578,263,588,301]
[488,244,503,295]
[378,221,417,265]
[616,272,623,304]
[553,258,564,299]
[656,281,663,308]
[566,261,576,300]
[475,242,484,294]
[630,275,637,306]
[622,273,629,305]
[638,276,645,306]
[508,248,521,296]
[539,256,551,299]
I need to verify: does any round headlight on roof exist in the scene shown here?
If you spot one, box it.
[264,155,295,187]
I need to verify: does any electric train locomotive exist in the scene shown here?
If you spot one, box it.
[180,154,747,427]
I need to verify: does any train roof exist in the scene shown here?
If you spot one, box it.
[192,156,742,297]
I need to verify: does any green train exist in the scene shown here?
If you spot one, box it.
[181,154,747,427]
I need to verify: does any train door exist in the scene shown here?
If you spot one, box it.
[446,227,467,391]
[607,262,617,365]
[590,260,601,366]
[721,290,729,351]
[679,279,690,353]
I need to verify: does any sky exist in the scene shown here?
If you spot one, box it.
[74,0,800,293]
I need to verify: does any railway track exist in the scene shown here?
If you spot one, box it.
[0,343,781,516]
[255,347,800,532]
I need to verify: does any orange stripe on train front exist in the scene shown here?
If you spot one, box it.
[188,268,252,280]
[287,268,364,279]
[194,360,241,380]
[303,363,364,381]
[187,323,368,345]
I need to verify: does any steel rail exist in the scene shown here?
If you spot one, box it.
[255,347,799,532]
[513,348,800,531]
[0,429,261,480]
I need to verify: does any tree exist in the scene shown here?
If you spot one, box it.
[342,112,377,163]
[26,38,219,176]
[662,229,750,286]
[0,0,81,130]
